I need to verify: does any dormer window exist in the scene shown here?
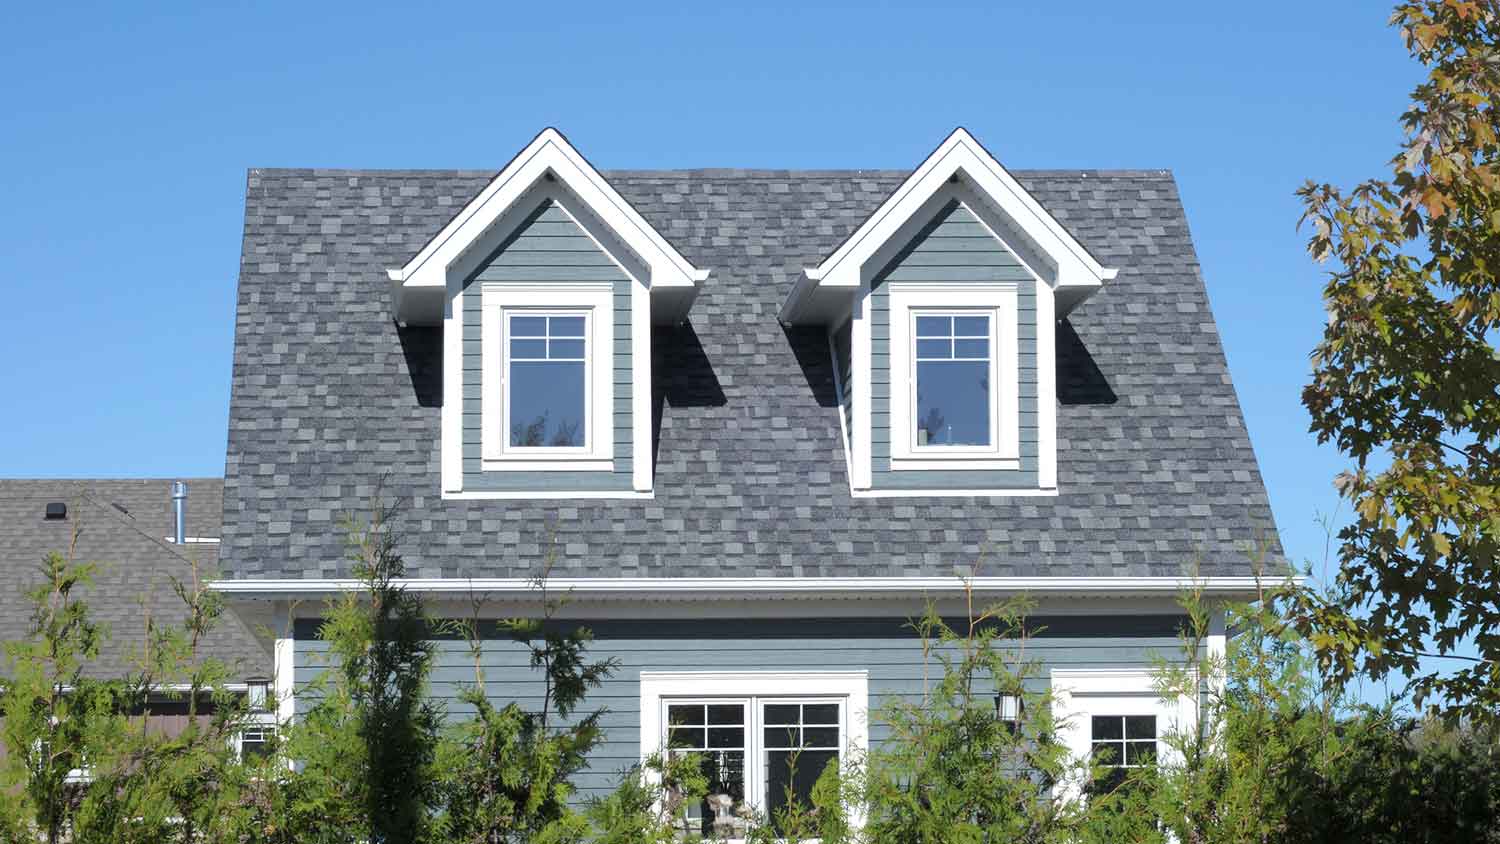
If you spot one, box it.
[385,128,709,499]
[785,128,1118,497]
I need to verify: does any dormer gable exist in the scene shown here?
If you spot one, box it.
[394,129,710,499]
[800,129,1119,497]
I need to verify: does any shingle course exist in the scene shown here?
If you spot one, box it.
[222,167,1281,580]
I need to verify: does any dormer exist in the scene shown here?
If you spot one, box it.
[387,129,709,499]
[783,128,1118,497]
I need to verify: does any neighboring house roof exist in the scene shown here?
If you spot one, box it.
[0,479,267,678]
[222,167,1282,581]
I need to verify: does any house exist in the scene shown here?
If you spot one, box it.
[0,479,273,759]
[213,128,1281,824]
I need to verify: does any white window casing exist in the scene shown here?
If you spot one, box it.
[1049,668,1197,802]
[888,282,1020,471]
[479,282,614,471]
[639,671,869,829]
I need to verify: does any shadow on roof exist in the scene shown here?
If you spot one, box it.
[1057,319,1117,406]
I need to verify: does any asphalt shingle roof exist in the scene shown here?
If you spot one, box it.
[0,479,267,677]
[222,167,1281,580]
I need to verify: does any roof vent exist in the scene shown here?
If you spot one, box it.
[44,502,67,521]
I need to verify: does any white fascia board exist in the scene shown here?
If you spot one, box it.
[785,127,1117,324]
[209,575,1294,602]
[388,128,707,325]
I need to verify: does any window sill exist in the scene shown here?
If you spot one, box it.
[481,457,615,473]
[890,456,1021,472]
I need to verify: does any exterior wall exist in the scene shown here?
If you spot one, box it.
[293,614,1187,802]
[460,199,635,492]
[869,200,1040,490]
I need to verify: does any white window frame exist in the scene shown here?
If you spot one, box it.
[480,282,614,471]
[888,283,1020,470]
[1049,668,1195,802]
[640,671,869,834]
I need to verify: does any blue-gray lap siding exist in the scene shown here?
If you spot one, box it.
[461,200,634,491]
[870,201,1039,489]
[292,615,1186,802]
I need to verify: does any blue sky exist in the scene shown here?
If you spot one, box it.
[0,0,1422,583]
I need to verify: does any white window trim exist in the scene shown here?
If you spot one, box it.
[480,282,614,470]
[888,283,1020,470]
[639,671,869,829]
[1050,668,1196,802]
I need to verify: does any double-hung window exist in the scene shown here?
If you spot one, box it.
[887,283,1020,470]
[480,283,614,469]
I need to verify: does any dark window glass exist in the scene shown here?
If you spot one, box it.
[666,703,746,837]
[507,313,587,448]
[1089,714,1157,796]
[762,702,843,835]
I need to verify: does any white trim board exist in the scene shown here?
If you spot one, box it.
[209,575,1288,602]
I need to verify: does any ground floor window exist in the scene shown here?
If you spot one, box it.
[640,671,868,839]
[1089,714,1156,794]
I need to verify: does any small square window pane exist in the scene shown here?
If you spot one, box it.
[953,315,990,336]
[764,726,800,748]
[766,749,839,835]
[802,727,839,748]
[548,338,586,359]
[707,704,743,726]
[509,338,547,359]
[802,703,840,724]
[708,727,744,749]
[763,704,800,724]
[510,315,547,336]
[915,315,951,337]
[1126,740,1157,765]
[669,727,703,749]
[953,338,989,359]
[669,705,704,727]
[1092,716,1123,740]
[1125,716,1156,740]
[509,361,586,448]
[915,338,951,360]
[549,315,586,337]
[1091,742,1122,766]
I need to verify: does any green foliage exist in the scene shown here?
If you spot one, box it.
[1298,0,1500,717]
[430,568,618,844]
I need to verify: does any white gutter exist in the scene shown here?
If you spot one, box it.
[208,576,1292,601]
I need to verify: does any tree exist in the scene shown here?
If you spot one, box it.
[1298,0,1500,718]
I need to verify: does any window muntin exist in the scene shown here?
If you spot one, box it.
[913,312,993,448]
[661,697,845,837]
[505,312,590,449]
[1090,714,1156,794]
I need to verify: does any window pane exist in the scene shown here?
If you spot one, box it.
[916,360,990,446]
[803,727,839,748]
[803,703,840,724]
[509,361,586,447]
[548,338,586,359]
[678,750,745,837]
[708,727,744,749]
[915,338,951,360]
[1091,741,1122,766]
[1126,740,1157,766]
[549,315,586,337]
[1125,716,1155,740]
[669,704,704,727]
[953,315,990,336]
[707,704,743,726]
[764,726,799,748]
[766,749,838,834]
[508,338,546,359]
[953,338,989,359]
[669,727,703,750]
[915,315,951,337]
[1092,716,1123,740]
[509,315,547,336]
[763,704,800,724]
